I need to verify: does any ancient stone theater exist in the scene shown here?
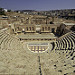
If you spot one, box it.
[0,14,75,75]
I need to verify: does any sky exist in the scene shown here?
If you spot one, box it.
[0,0,75,11]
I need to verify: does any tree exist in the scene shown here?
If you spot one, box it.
[56,23,71,36]
[0,8,3,11]
[0,8,6,15]
[56,24,66,36]
[50,21,54,24]
[7,9,11,12]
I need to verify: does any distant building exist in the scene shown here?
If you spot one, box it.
[3,9,8,12]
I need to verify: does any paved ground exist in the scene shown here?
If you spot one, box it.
[16,33,56,39]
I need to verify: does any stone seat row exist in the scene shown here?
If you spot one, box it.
[54,31,75,51]
[53,31,75,61]
[0,29,22,50]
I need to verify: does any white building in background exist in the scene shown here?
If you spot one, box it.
[3,9,8,12]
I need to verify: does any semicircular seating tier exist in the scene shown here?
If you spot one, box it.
[0,29,23,50]
[50,31,75,75]
[0,28,75,75]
